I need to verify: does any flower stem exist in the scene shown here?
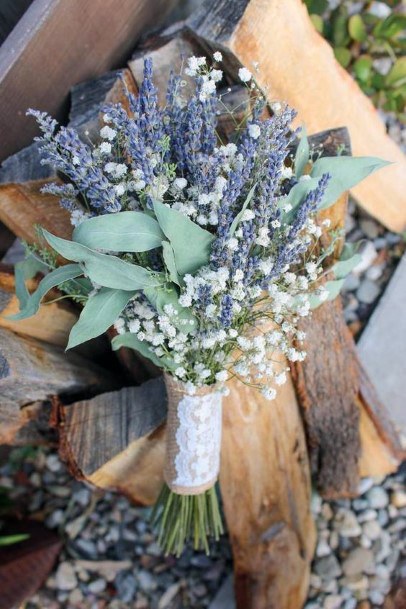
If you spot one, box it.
[150,483,223,556]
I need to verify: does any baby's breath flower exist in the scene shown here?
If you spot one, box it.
[238,67,252,82]
[100,125,117,141]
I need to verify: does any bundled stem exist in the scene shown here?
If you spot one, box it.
[151,483,224,556]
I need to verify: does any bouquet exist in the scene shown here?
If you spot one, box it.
[9,53,387,555]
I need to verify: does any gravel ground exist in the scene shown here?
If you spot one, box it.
[1,17,405,608]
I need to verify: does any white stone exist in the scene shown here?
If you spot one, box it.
[358,509,378,523]
[391,490,406,508]
[336,510,362,537]
[342,548,375,576]
[55,562,77,591]
[363,520,382,541]
[88,579,106,594]
[353,242,377,275]
[366,487,389,509]
[323,595,343,609]
[357,279,380,304]
[316,539,332,558]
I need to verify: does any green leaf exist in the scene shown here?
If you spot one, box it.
[348,14,367,42]
[67,288,137,349]
[373,14,406,39]
[14,254,48,309]
[111,332,176,371]
[144,283,197,333]
[229,184,257,236]
[310,14,324,33]
[309,278,345,309]
[332,243,362,279]
[295,127,310,178]
[385,57,406,88]
[153,201,214,276]
[311,156,391,209]
[332,11,350,47]
[305,0,328,15]
[334,47,352,68]
[72,211,164,252]
[7,264,83,321]
[162,241,181,286]
[353,55,373,83]
[42,230,163,291]
[279,177,322,221]
[0,534,29,547]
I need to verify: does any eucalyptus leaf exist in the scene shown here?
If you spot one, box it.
[309,278,345,309]
[72,211,164,252]
[162,241,181,286]
[311,156,390,209]
[7,263,83,321]
[279,176,322,222]
[295,127,310,178]
[67,288,137,349]
[332,251,362,280]
[153,201,214,276]
[229,184,256,236]
[14,254,49,309]
[144,283,197,333]
[42,229,163,291]
[111,332,176,371]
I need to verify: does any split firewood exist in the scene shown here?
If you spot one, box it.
[1,400,57,447]
[69,68,139,140]
[220,359,315,609]
[55,379,167,505]
[0,327,117,445]
[290,127,401,497]
[0,264,78,347]
[0,179,72,245]
[188,0,406,232]
[0,0,177,162]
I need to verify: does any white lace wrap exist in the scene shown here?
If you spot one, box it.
[164,375,223,495]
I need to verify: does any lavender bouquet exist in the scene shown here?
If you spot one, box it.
[10,54,387,555]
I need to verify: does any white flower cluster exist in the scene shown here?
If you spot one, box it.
[59,52,331,400]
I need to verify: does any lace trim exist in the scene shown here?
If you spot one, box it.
[173,391,222,489]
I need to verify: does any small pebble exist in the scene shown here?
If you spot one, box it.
[87,578,106,594]
[356,280,380,305]
[367,487,389,509]
[55,562,77,591]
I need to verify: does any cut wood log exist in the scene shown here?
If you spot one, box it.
[1,400,57,447]
[220,358,316,609]
[55,379,167,505]
[0,0,177,161]
[69,68,138,140]
[0,265,78,347]
[0,179,72,245]
[291,296,361,498]
[188,0,406,232]
[0,327,117,444]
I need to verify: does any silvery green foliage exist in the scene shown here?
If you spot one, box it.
[22,55,387,399]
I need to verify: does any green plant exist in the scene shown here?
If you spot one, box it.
[304,0,406,122]
[0,487,29,547]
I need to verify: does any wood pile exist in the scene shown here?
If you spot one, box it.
[0,3,404,608]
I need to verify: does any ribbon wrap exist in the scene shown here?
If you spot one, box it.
[163,373,223,495]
